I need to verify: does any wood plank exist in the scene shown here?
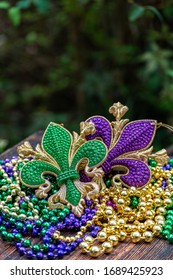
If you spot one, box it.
[0,132,172,260]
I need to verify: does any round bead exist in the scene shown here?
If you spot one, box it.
[131,231,141,243]
[107,235,118,246]
[79,242,89,253]
[89,246,100,257]
[143,231,153,242]
[97,231,107,242]
[102,241,113,253]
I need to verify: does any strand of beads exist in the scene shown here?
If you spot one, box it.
[78,159,173,257]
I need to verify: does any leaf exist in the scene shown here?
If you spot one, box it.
[71,140,107,170]
[42,123,71,172]
[146,6,164,23]
[0,1,10,9]
[8,7,21,26]
[129,5,145,22]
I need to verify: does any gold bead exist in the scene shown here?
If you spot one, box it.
[164,198,172,205]
[80,226,87,233]
[89,246,101,257]
[121,190,128,197]
[157,219,165,226]
[139,202,146,208]
[143,231,153,242]
[153,225,162,236]
[79,242,90,253]
[108,235,118,246]
[109,219,117,227]
[153,198,162,206]
[131,231,141,243]
[117,198,125,205]
[118,231,127,241]
[86,220,92,227]
[155,215,165,222]
[156,207,165,215]
[105,209,113,216]
[102,241,113,253]
[123,207,131,214]
[144,219,155,229]
[84,236,94,244]
[118,218,126,226]
[145,210,155,219]
[97,231,107,242]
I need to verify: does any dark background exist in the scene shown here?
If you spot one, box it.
[0,0,173,153]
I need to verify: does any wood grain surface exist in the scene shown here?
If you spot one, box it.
[0,131,173,260]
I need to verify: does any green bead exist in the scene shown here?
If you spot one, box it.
[32,244,40,253]
[16,222,23,230]
[31,197,38,204]
[42,222,50,229]
[9,217,16,224]
[34,205,40,211]
[40,199,48,207]
[168,234,173,243]
[14,233,22,242]
[1,230,8,240]
[0,179,7,185]
[35,220,42,227]
[63,207,70,215]
[6,233,13,242]
[161,229,171,238]
[0,226,6,233]
[50,216,58,224]
[42,214,49,221]
[59,212,66,219]
[41,209,49,215]
[40,229,47,236]
[17,162,24,170]
[22,239,31,247]
[27,211,33,217]
[20,202,28,210]
[19,209,26,215]
[26,224,33,231]
[169,159,173,167]
[41,244,48,252]
[163,225,172,232]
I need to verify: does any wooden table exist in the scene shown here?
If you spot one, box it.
[0,132,173,260]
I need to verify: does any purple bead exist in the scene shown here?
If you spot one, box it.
[87,214,93,220]
[31,229,38,237]
[47,252,54,259]
[64,246,71,254]
[57,250,64,258]
[18,247,26,256]
[70,242,77,249]
[74,222,80,228]
[48,244,55,251]
[36,252,44,260]
[81,218,87,225]
[85,200,93,207]
[90,230,97,237]
[57,222,63,230]
[85,208,90,214]
[15,242,22,249]
[26,250,34,259]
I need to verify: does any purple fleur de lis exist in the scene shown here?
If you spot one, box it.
[85,102,157,188]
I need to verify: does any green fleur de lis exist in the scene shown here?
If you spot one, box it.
[20,122,107,216]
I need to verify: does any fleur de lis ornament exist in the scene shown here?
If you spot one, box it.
[85,102,169,188]
[18,123,107,216]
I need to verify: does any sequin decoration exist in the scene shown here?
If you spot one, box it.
[19,122,107,216]
[85,102,167,188]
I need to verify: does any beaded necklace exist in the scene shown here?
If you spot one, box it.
[1,102,173,259]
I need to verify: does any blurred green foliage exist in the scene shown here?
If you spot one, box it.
[0,0,173,152]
